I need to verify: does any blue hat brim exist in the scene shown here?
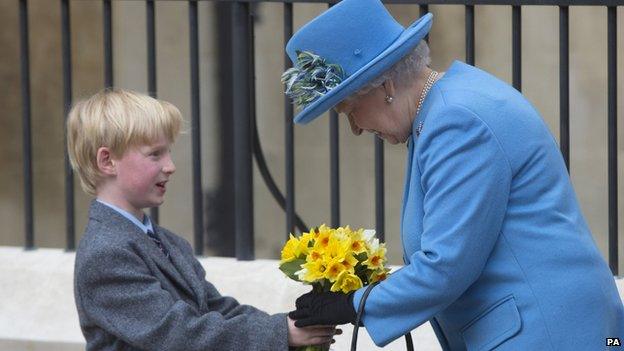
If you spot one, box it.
[293,13,433,125]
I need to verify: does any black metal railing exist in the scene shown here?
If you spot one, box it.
[607,5,618,276]
[19,0,33,251]
[15,0,620,275]
[61,0,75,251]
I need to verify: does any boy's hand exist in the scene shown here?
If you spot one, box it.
[286,316,341,347]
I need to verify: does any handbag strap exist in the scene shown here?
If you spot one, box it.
[350,282,414,351]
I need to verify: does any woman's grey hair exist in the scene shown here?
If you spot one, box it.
[345,40,431,103]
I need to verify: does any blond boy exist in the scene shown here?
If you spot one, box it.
[68,89,335,350]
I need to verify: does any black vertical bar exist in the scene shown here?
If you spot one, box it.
[248,3,259,247]
[465,5,475,65]
[189,1,204,255]
[147,0,156,98]
[214,2,236,257]
[330,110,340,228]
[20,0,34,250]
[512,5,521,91]
[375,137,384,242]
[559,6,570,171]
[328,2,340,228]
[420,5,429,42]
[147,0,159,223]
[232,2,254,260]
[607,6,618,276]
[103,0,113,87]
[325,3,339,228]
[62,0,75,250]
[284,2,295,238]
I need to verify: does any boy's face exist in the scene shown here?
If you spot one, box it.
[108,134,176,216]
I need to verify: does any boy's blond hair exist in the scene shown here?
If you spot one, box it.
[67,88,183,196]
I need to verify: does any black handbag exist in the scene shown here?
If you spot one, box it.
[350,282,414,351]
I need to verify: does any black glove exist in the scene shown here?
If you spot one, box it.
[289,291,357,327]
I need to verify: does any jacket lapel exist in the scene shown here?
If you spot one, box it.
[400,137,414,264]
[141,230,197,301]
[88,201,197,301]
[154,226,207,310]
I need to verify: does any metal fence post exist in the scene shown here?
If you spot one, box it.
[103,0,113,87]
[607,6,618,276]
[189,0,204,255]
[61,0,75,251]
[146,0,160,223]
[19,0,34,250]
[232,1,254,260]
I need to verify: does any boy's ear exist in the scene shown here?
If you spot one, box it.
[96,147,117,176]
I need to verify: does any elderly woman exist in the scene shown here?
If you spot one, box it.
[283,0,624,350]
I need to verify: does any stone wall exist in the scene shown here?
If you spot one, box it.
[0,247,441,351]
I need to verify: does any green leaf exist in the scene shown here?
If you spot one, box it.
[281,50,345,108]
[355,252,368,262]
[279,258,306,281]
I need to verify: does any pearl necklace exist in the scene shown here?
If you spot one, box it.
[415,70,439,117]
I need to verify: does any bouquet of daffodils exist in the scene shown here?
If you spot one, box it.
[280,225,391,351]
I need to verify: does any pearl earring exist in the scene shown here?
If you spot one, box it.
[384,95,394,104]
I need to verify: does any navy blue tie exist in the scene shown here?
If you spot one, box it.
[147,230,170,258]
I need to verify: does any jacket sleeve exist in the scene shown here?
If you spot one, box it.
[75,242,288,351]
[176,234,284,322]
[352,104,513,346]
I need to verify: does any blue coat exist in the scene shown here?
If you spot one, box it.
[352,61,624,350]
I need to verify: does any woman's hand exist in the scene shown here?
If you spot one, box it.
[286,316,340,347]
[289,291,357,327]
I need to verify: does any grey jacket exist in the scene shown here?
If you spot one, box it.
[74,200,288,351]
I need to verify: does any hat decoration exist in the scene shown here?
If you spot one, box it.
[282,0,433,124]
[281,50,346,108]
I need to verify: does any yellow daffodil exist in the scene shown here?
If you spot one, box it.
[300,258,327,283]
[306,248,323,262]
[363,245,387,270]
[349,238,367,255]
[332,226,351,241]
[280,234,300,264]
[341,253,358,272]
[296,233,312,257]
[280,233,312,265]
[312,224,331,239]
[313,230,332,252]
[324,235,351,260]
[330,270,363,293]
[279,225,390,295]
[369,268,390,283]
[299,231,315,246]
[324,258,348,282]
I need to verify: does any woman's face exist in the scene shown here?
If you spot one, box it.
[336,85,412,145]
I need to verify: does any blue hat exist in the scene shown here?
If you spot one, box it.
[283,0,433,124]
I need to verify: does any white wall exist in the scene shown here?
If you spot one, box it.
[0,247,441,351]
[2,246,623,350]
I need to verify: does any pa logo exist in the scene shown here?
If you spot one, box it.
[607,337,621,347]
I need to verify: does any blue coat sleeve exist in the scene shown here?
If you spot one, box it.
[352,104,513,346]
